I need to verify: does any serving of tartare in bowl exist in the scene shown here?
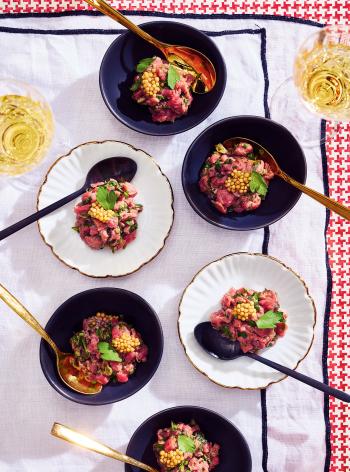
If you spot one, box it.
[99,21,226,135]
[178,252,316,390]
[39,287,163,405]
[182,116,306,230]
[37,141,174,277]
[125,406,252,472]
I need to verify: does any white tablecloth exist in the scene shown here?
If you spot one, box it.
[0,12,328,472]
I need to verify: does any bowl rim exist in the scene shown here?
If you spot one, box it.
[125,405,252,472]
[36,140,174,278]
[181,115,307,230]
[99,20,227,136]
[177,251,317,390]
[39,287,164,405]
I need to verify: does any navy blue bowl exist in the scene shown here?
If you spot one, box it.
[125,406,252,472]
[182,116,307,230]
[39,288,163,405]
[99,21,226,136]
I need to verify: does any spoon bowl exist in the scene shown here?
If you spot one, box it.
[0,284,101,395]
[223,136,350,221]
[195,321,350,402]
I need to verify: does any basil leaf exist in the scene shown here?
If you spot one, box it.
[167,64,181,89]
[136,57,154,73]
[96,186,109,209]
[256,311,284,329]
[215,143,228,154]
[107,190,117,210]
[130,78,141,92]
[98,342,122,362]
[249,171,268,197]
[178,435,196,453]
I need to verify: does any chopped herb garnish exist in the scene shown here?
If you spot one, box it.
[247,152,255,159]
[248,320,257,327]
[220,325,232,338]
[237,331,248,338]
[167,64,181,89]
[130,78,141,92]
[215,161,222,171]
[215,143,228,154]
[136,57,154,73]
[249,171,268,197]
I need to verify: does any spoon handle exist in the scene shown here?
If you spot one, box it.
[51,423,158,472]
[247,352,350,403]
[0,283,60,356]
[0,187,83,241]
[279,171,350,221]
[83,0,163,49]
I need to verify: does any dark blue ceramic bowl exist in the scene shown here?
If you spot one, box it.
[182,116,307,230]
[39,288,163,405]
[125,406,252,472]
[99,21,226,136]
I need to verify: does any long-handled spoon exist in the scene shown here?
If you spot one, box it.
[223,137,350,221]
[0,156,137,241]
[83,0,216,93]
[195,322,350,402]
[51,423,158,472]
[0,284,102,395]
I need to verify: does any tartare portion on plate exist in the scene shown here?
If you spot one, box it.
[211,287,287,353]
[73,179,142,251]
[199,142,274,214]
[70,312,148,386]
[154,421,220,472]
[131,56,195,122]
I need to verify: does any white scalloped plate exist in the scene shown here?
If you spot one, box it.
[178,253,316,389]
[37,141,174,277]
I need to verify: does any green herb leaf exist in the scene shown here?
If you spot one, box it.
[247,320,257,327]
[178,435,196,453]
[247,152,255,160]
[249,171,268,197]
[220,325,232,338]
[130,78,141,92]
[215,161,222,171]
[98,342,122,362]
[171,421,178,430]
[237,331,248,338]
[96,186,117,211]
[215,143,228,154]
[167,64,181,89]
[136,57,154,73]
[256,311,284,329]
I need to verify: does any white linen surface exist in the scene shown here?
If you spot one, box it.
[0,13,327,472]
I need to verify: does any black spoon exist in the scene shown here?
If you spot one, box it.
[0,157,137,241]
[195,322,350,403]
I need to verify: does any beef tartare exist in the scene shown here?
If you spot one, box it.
[70,312,148,385]
[73,179,142,251]
[199,142,275,214]
[131,56,195,123]
[154,421,220,472]
[211,287,287,353]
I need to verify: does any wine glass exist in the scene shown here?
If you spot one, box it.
[270,25,350,147]
[0,79,54,178]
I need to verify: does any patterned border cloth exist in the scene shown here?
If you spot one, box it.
[1,1,349,471]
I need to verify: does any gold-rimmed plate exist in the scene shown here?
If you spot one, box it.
[178,252,316,390]
[37,141,174,278]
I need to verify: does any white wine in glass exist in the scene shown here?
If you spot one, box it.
[0,79,54,176]
[270,25,350,147]
[294,25,350,121]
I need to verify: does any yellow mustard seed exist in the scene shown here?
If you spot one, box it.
[112,333,140,354]
[159,449,184,468]
[225,169,251,194]
[232,301,256,321]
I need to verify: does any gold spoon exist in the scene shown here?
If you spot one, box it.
[223,137,350,221]
[51,423,158,472]
[83,0,216,93]
[0,284,102,395]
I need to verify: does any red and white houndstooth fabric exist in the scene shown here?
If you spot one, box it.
[1,1,349,470]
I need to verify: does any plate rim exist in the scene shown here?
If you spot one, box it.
[37,140,175,278]
[99,20,227,136]
[177,251,317,390]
